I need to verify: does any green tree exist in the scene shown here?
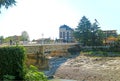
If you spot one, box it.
[0,0,16,11]
[21,31,30,42]
[4,35,22,45]
[74,16,104,46]
[0,36,4,44]
[91,22,104,46]
[4,36,12,43]
[74,16,91,46]
[117,34,120,40]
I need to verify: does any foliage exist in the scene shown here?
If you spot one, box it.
[25,65,48,81]
[21,31,30,41]
[74,16,91,45]
[0,0,16,12]
[109,39,120,52]
[0,46,26,80]
[74,16,104,46]
[4,35,22,44]
[0,36,4,44]
[91,22,104,46]
[81,49,120,57]
[68,44,81,54]
[3,74,15,81]
[4,36,12,43]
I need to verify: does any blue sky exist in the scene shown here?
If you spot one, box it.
[0,0,120,40]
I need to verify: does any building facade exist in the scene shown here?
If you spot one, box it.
[102,30,117,37]
[102,30,118,44]
[59,25,74,43]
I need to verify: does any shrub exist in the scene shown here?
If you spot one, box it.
[25,65,48,81]
[68,45,81,54]
[3,75,15,81]
[0,46,26,80]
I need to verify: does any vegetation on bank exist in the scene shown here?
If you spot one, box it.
[80,43,120,57]
[25,65,47,81]
[0,46,26,80]
[0,46,47,81]
[74,16,105,46]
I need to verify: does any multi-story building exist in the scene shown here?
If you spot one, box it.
[102,30,118,44]
[102,30,117,37]
[59,24,74,42]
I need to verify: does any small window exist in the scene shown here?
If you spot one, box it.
[60,32,62,38]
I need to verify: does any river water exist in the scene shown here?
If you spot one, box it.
[45,57,78,81]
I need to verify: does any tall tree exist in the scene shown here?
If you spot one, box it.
[21,31,30,42]
[0,0,16,12]
[91,21,104,46]
[74,16,104,46]
[0,36,4,44]
[74,16,91,46]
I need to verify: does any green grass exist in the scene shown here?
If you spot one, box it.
[80,51,120,57]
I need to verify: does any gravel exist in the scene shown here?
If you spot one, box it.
[45,54,120,81]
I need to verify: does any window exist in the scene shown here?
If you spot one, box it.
[60,32,62,38]
[67,32,69,39]
[63,32,65,39]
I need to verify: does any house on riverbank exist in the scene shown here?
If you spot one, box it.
[59,25,74,43]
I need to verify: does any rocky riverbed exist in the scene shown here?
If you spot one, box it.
[44,57,68,78]
[45,53,120,81]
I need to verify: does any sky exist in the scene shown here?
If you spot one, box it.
[0,0,120,40]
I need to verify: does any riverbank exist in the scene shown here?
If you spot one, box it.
[45,52,120,81]
[54,54,120,81]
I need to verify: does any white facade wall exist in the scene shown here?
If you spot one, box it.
[59,27,74,42]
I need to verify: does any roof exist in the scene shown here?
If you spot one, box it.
[60,24,73,30]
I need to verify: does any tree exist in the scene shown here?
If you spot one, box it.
[91,21,104,46]
[0,36,4,44]
[0,0,16,12]
[4,36,13,43]
[21,31,30,42]
[74,16,104,46]
[74,16,91,46]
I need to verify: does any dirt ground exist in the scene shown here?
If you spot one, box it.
[54,54,120,81]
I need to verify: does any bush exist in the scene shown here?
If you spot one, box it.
[25,65,48,81]
[0,46,26,80]
[3,75,15,81]
[68,45,81,54]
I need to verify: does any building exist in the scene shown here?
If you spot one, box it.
[33,38,54,44]
[59,24,74,43]
[102,30,118,45]
[105,37,118,44]
[102,30,117,37]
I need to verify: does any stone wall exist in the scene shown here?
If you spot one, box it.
[24,44,76,55]
[24,43,77,69]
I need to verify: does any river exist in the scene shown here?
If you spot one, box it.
[45,56,78,81]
